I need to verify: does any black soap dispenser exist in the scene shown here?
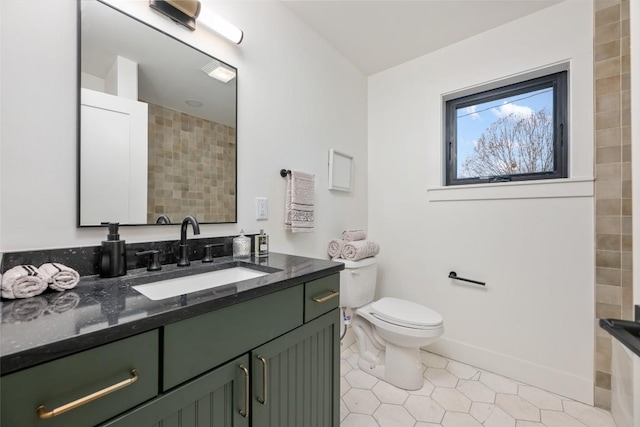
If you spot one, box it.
[100,222,127,278]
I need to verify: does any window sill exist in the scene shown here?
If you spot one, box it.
[427,177,594,202]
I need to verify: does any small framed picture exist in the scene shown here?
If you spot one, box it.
[328,149,353,192]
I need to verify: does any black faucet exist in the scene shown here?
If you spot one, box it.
[177,216,201,267]
[156,215,171,224]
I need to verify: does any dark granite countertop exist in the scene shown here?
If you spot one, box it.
[0,252,344,375]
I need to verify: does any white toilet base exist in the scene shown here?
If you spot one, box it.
[357,344,424,391]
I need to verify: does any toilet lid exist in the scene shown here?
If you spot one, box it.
[370,297,443,328]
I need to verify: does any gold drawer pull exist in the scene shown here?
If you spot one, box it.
[257,355,267,405]
[312,290,339,303]
[239,365,249,418]
[36,369,138,419]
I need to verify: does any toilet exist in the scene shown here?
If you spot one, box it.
[340,257,444,390]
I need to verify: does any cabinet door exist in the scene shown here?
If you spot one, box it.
[101,355,250,427]
[251,309,340,427]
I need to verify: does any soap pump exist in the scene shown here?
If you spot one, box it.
[100,222,127,278]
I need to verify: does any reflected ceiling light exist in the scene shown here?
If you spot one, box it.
[201,60,236,83]
[185,99,203,107]
[149,0,243,44]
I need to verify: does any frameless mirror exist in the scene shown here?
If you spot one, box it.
[79,0,237,226]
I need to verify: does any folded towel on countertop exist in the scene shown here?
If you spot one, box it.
[327,239,345,259]
[342,230,367,242]
[341,240,380,261]
[285,170,315,233]
[1,265,48,299]
[39,263,80,292]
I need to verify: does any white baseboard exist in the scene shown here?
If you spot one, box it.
[427,337,594,405]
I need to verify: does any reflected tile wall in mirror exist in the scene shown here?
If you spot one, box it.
[147,103,236,224]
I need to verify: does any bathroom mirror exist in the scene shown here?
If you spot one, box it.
[78,0,237,226]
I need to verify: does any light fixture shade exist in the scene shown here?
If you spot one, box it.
[149,0,201,31]
[198,6,243,44]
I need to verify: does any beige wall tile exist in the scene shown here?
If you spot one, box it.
[595,387,612,409]
[595,57,621,79]
[595,92,620,113]
[596,284,622,304]
[595,127,621,147]
[596,180,621,198]
[596,250,621,268]
[596,198,621,215]
[621,251,633,269]
[622,198,632,215]
[595,21,620,44]
[595,75,620,96]
[596,146,621,164]
[595,3,620,26]
[622,215,632,234]
[595,40,620,62]
[596,371,612,389]
[595,163,621,181]
[596,302,622,318]
[596,216,620,234]
[596,234,620,251]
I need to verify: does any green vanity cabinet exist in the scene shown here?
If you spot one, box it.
[251,309,340,427]
[1,272,341,427]
[0,331,159,427]
[101,355,250,427]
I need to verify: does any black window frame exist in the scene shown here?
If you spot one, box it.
[445,71,568,186]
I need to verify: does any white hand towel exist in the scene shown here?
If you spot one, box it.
[39,263,80,292]
[327,239,345,259]
[341,240,380,261]
[285,170,315,233]
[1,265,48,299]
[342,230,367,242]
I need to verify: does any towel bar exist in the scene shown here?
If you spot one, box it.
[448,271,485,286]
[280,169,291,177]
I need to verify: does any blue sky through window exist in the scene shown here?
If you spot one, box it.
[455,87,554,177]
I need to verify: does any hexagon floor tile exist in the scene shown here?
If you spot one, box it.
[339,348,616,426]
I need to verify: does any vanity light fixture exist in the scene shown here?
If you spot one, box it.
[201,60,236,83]
[149,0,200,31]
[198,6,243,44]
[149,0,243,44]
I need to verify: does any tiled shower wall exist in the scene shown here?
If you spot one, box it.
[594,0,632,408]
[147,103,236,224]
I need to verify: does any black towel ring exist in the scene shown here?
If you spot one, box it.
[280,169,291,177]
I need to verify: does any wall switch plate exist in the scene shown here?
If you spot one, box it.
[256,197,268,220]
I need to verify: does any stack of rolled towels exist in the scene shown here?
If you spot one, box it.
[328,229,380,261]
[1,263,80,299]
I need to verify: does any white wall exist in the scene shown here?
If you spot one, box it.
[368,0,595,403]
[0,0,368,259]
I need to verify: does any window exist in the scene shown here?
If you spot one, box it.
[445,71,568,185]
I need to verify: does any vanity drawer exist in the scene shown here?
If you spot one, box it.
[163,285,303,391]
[0,330,159,427]
[304,274,340,323]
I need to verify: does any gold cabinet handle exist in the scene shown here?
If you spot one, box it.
[36,369,138,419]
[256,355,267,405]
[312,290,339,303]
[238,365,249,418]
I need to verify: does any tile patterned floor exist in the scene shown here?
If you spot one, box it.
[340,343,617,427]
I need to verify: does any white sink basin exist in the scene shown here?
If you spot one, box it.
[133,267,269,300]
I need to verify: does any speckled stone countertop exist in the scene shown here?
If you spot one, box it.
[0,253,344,375]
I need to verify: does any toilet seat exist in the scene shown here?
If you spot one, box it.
[370,297,443,330]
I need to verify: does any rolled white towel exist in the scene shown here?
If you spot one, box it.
[342,229,367,242]
[1,265,48,299]
[342,240,380,261]
[328,239,345,259]
[39,263,80,292]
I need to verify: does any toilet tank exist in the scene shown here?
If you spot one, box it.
[339,257,378,308]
